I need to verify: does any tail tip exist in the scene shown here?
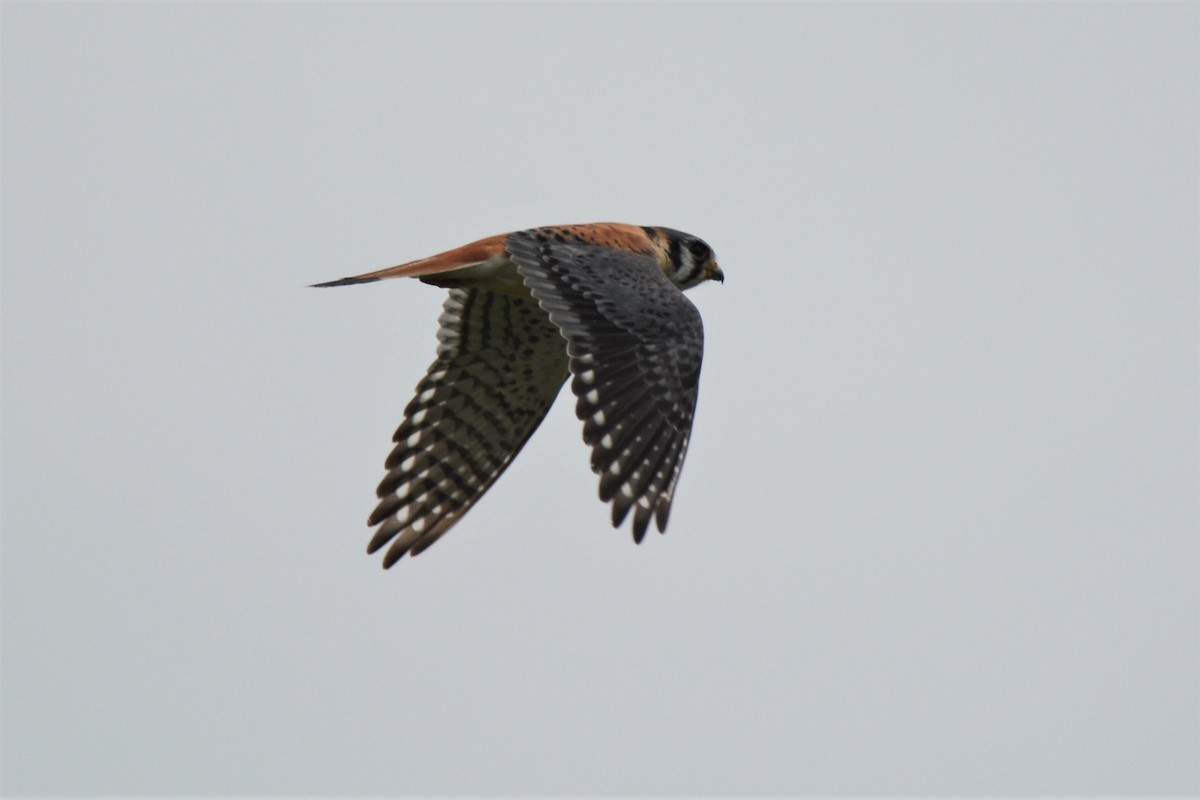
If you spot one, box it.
[310,276,381,288]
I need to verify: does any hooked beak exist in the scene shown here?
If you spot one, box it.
[706,261,724,284]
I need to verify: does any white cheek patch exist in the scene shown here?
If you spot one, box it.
[682,251,696,279]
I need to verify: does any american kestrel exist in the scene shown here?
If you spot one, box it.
[315,223,722,567]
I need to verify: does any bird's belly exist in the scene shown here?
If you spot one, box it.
[418,256,533,299]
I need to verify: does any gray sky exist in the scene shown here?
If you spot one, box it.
[3,2,1197,796]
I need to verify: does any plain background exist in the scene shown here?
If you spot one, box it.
[3,2,1197,796]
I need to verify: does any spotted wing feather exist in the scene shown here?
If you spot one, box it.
[367,288,568,566]
[506,229,704,543]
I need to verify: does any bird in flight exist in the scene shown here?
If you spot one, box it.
[314,223,723,567]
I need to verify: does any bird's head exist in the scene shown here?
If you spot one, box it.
[655,227,724,290]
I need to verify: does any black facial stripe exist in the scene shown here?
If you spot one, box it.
[681,253,704,284]
[667,234,682,277]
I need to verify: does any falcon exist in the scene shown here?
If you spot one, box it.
[314,223,723,567]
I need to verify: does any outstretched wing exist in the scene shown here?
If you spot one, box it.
[367,288,568,566]
[506,229,705,543]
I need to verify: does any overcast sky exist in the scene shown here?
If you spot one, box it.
[3,2,1197,796]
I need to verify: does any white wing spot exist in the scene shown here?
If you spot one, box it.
[406,432,422,447]
[411,408,428,425]
[592,410,606,426]
[585,389,599,404]
[600,434,614,449]
[400,456,417,472]
[579,370,596,384]
[418,388,436,403]
[621,483,635,498]
[411,517,427,533]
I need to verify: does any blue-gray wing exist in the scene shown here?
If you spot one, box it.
[506,229,704,543]
[366,288,568,566]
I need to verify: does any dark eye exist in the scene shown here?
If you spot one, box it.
[687,239,710,260]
